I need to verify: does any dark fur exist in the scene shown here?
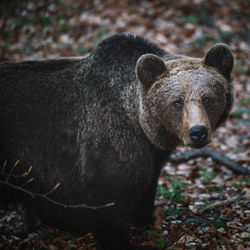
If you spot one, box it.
[0,33,233,249]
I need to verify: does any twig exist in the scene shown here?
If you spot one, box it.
[161,192,249,249]
[0,180,114,210]
[44,182,61,196]
[1,160,7,174]
[1,161,114,210]
[1,166,33,178]
[21,177,35,187]
[6,160,20,182]
[198,193,250,215]
[183,194,250,249]
[187,209,230,250]
[169,146,249,175]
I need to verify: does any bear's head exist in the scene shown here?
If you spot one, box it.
[136,44,234,151]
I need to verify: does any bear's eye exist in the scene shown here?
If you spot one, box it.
[173,100,184,109]
[202,96,213,105]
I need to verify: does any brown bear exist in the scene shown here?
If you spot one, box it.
[0,33,233,249]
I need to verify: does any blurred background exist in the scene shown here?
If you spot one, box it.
[1,0,248,117]
[0,0,249,60]
[0,0,249,249]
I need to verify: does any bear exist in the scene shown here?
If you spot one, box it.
[0,33,234,249]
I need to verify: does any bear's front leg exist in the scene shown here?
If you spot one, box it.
[95,221,158,250]
[132,183,156,228]
[23,204,36,233]
[132,158,164,228]
[94,220,131,250]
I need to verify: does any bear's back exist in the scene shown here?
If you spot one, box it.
[91,33,167,63]
[0,34,170,168]
[87,33,168,87]
[0,34,168,174]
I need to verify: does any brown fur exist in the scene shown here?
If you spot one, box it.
[137,46,233,150]
[0,34,233,249]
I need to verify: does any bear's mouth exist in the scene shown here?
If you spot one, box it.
[187,140,211,149]
[183,137,211,149]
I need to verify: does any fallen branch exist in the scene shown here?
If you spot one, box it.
[0,180,114,209]
[198,193,250,215]
[0,161,114,210]
[169,146,249,175]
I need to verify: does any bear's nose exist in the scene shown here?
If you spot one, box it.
[188,125,208,145]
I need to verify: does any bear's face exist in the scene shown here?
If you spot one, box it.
[137,44,234,150]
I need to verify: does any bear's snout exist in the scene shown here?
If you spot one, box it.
[181,100,212,149]
[188,125,208,148]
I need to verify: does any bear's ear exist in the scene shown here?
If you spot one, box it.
[136,54,166,89]
[204,43,234,79]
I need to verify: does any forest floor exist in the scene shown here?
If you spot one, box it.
[0,0,249,249]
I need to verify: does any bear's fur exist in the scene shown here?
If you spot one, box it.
[0,33,233,249]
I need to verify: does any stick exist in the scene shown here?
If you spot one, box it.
[1,161,114,210]
[6,160,20,182]
[198,193,250,215]
[187,209,229,250]
[169,146,249,175]
[0,180,114,210]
